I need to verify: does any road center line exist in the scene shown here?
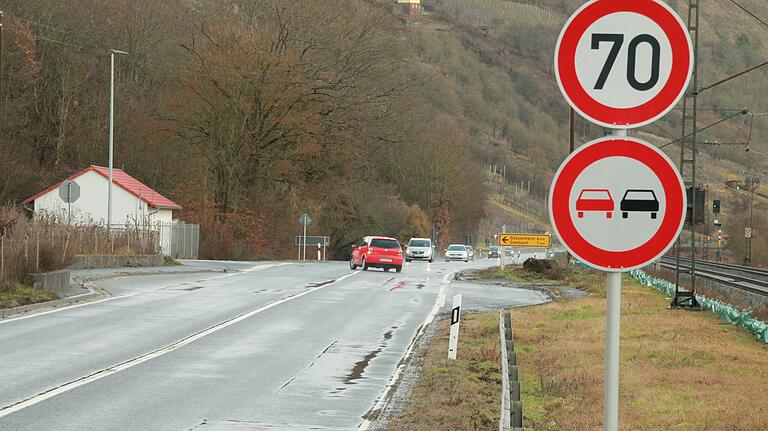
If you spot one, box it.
[0,264,289,325]
[0,270,357,419]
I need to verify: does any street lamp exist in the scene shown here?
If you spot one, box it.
[108,49,128,232]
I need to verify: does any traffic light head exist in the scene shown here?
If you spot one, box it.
[713,199,721,214]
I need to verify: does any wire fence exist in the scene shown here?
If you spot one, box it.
[0,206,199,289]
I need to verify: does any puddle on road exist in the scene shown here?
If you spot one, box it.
[389,281,425,291]
[306,279,336,288]
[332,326,398,394]
[342,348,382,385]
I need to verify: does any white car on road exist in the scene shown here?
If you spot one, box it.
[405,238,435,262]
[445,244,470,262]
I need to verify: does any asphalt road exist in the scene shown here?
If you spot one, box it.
[0,254,549,431]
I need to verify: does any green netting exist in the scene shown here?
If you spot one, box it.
[570,260,768,343]
[627,268,768,343]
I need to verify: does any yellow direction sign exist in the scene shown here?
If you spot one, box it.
[498,233,551,248]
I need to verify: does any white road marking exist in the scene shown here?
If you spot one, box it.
[0,270,357,419]
[0,264,289,325]
[357,270,455,431]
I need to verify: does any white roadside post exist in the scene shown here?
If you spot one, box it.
[317,242,321,261]
[448,293,462,360]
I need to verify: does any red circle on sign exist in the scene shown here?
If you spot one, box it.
[549,137,685,271]
[555,0,692,128]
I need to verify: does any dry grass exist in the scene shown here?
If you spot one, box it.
[0,282,57,309]
[515,275,768,430]
[390,268,768,430]
[0,205,160,290]
[387,313,502,431]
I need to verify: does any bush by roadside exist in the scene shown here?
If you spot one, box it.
[0,204,159,299]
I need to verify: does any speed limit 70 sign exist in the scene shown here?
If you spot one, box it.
[555,0,693,128]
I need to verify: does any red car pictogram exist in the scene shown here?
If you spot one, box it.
[576,189,614,218]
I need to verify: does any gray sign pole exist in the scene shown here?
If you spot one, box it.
[67,182,72,225]
[303,221,307,261]
[603,127,627,431]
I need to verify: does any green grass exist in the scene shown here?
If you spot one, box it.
[0,283,57,309]
[163,256,182,266]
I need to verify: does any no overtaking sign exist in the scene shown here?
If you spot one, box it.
[549,136,686,272]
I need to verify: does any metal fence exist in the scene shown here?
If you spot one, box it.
[157,222,200,259]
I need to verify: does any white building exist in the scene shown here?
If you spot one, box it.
[25,165,182,227]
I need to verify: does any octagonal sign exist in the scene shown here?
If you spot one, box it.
[549,136,686,271]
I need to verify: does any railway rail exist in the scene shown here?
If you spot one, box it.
[658,256,768,297]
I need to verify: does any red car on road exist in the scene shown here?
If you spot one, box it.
[576,189,614,218]
[350,236,404,272]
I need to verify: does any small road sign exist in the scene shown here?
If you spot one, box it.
[745,227,753,239]
[498,233,551,248]
[555,0,692,128]
[299,213,312,227]
[295,236,329,246]
[59,180,80,203]
[549,136,686,271]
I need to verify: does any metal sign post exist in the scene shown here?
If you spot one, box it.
[448,294,462,360]
[298,213,312,261]
[549,135,686,431]
[554,2,692,426]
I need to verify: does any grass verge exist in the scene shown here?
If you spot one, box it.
[390,266,768,430]
[386,313,502,430]
[0,283,57,309]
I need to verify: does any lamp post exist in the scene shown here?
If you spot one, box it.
[108,49,128,233]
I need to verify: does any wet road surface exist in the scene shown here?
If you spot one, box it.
[0,255,548,430]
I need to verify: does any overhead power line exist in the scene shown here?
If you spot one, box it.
[729,0,768,30]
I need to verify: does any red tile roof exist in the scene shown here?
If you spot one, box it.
[25,166,182,210]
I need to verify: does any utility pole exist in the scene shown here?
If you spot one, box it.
[108,49,128,234]
[0,10,4,136]
[674,0,700,308]
[745,181,754,265]
[567,107,575,263]
[704,186,709,260]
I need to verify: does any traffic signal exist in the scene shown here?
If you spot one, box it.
[713,199,721,214]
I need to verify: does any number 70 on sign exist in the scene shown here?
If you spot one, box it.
[555,0,693,129]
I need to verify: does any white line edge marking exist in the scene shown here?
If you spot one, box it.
[0,263,290,325]
[0,270,357,419]
[357,270,455,431]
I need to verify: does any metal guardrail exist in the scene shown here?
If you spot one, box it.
[499,311,511,431]
[500,311,524,430]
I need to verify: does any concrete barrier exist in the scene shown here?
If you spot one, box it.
[33,269,71,296]
[69,254,164,270]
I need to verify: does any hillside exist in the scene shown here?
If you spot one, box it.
[2,0,768,263]
[404,0,768,264]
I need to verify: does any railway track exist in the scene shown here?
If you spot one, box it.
[658,256,768,297]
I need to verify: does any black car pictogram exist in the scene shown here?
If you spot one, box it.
[620,189,659,219]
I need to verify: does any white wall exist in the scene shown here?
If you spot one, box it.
[33,171,172,227]
[150,209,174,224]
